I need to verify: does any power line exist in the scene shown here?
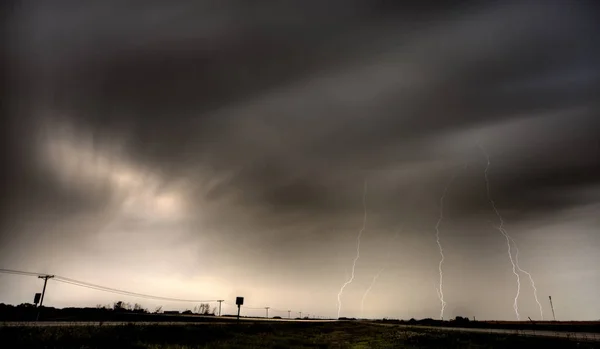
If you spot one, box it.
[2,268,319,317]
[0,268,46,277]
[225,303,314,318]
[1,268,219,303]
[221,301,264,311]
[52,278,184,301]
[53,276,219,303]
[223,302,295,314]
[53,278,136,297]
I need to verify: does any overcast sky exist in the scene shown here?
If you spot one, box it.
[1,0,599,320]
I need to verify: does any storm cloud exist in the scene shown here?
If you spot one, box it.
[2,0,599,320]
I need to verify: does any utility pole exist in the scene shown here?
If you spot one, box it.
[549,296,556,321]
[288,310,291,319]
[36,275,54,321]
[265,307,270,318]
[299,311,302,318]
[217,300,224,316]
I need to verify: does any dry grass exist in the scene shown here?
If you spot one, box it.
[1,321,597,349]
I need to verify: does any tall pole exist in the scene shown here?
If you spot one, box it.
[36,275,54,321]
[217,300,224,316]
[265,307,270,318]
[288,310,291,319]
[549,296,556,321]
[299,311,302,318]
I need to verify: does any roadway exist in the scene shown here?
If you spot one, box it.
[377,323,600,342]
[0,317,336,327]
[2,319,599,342]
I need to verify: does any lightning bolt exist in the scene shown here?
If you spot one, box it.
[435,173,458,321]
[360,266,385,318]
[480,144,521,320]
[360,229,400,317]
[509,235,544,320]
[337,179,368,319]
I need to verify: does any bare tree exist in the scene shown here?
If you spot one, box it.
[197,303,212,315]
[133,303,147,313]
[193,303,215,315]
[113,301,125,311]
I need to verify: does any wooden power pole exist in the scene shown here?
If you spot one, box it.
[549,296,556,321]
[36,275,54,321]
[217,300,224,316]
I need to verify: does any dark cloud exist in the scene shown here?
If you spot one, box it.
[2,0,600,320]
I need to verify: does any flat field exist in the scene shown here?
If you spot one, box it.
[1,321,597,349]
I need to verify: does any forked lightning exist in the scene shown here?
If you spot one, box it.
[435,170,460,320]
[337,179,368,318]
[480,145,541,320]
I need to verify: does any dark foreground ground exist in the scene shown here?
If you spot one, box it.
[1,321,597,349]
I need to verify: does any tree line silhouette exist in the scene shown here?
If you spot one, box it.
[0,301,215,322]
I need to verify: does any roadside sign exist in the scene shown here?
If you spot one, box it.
[34,293,41,304]
[235,297,244,321]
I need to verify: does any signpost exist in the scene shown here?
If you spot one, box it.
[235,297,244,321]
